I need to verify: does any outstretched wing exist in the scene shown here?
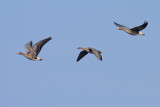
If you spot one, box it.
[114,22,129,29]
[91,48,102,61]
[32,37,52,56]
[77,50,88,62]
[25,41,33,53]
[131,21,148,31]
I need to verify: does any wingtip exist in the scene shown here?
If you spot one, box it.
[144,20,148,24]
[114,21,119,26]
[49,36,52,40]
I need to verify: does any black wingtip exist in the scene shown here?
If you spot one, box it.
[143,21,148,27]
[144,20,148,23]
[114,21,119,26]
[48,36,52,40]
[144,20,148,24]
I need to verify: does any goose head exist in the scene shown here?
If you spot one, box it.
[77,47,84,50]
[17,52,25,55]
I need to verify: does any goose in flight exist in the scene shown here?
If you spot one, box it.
[17,37,52,61]
[77,47,102,62]
[114,21,148,35]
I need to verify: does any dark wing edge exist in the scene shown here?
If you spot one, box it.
[25,41,33,53]
[77,50,88,62]
[32,37,52,56]
[114,21,128,29]
[131,21,148,31]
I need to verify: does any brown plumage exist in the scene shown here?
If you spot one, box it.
[114,21,148,35]
[77,47,102,62]
[17,37,52,61]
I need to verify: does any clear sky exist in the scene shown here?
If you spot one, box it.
[1,0,160,107]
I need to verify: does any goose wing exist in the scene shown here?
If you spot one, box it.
[25,41,33,53]
[92,48,102,61]
[131,21,148,31]
[114,22,129,29]
[77,50,88,62]
[32,37,52,56]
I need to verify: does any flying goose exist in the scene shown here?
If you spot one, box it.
[114,21,148,35]
[17,37,52,61]
[77,47,102,62]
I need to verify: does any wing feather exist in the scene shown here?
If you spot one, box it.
[91,48,102,61]
[114,22,129,29]
[77,50,88,62]
[32,37,52,56]
[131,21,148,31]
[25,41,33,53]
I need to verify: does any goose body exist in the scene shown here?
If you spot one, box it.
[17,37,52,61]
[114,21,148,35]
[77,47,102,61]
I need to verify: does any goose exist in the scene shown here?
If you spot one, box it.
[77,47,102,62]
[17,37,52,61]
[114,21,148,35]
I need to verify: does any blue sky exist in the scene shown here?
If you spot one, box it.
[1,0,160,107]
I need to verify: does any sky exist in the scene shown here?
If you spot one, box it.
[1,0,160,107]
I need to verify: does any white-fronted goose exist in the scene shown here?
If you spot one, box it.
[77,47,102,62]
[114,21,148,35]
[17,37,52,61]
